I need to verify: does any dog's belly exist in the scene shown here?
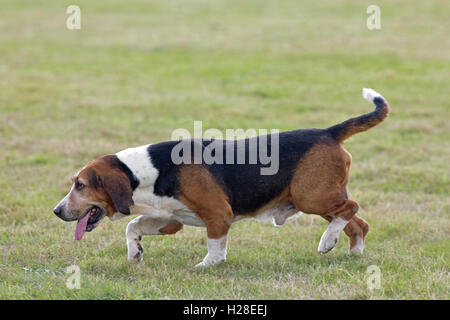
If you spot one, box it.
[252,202,301,226]
[173,210,205,227]
[173,210,257,226]
[130,187,301,227]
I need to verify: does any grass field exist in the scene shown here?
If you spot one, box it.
[0,0,449,299]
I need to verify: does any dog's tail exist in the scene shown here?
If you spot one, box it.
[327,88,390,143]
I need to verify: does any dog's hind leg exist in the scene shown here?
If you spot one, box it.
[289,142,365,254]
[126,215,183,262]
[316,199,359,254]
[344,215,369,254]
[319,213,369,255]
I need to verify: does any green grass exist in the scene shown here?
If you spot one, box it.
[0,0,449,299]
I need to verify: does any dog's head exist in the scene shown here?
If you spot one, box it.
[53,155,135,240]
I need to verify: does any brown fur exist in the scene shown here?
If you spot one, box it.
[288,143,367,250]
[333,99,390,143]
[159,221,184,235]
[67,156,134,220]
[177,164,233,239]
[289,143,351,215]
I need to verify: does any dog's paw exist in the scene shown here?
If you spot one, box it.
[272,215,287,226]
[318,235,338,254]
[194,261,210,268]
[127,240,143,263]
[349,236,364,255]
[318,217,348,254]
[194,257,225,268]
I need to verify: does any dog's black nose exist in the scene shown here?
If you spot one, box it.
[53,206,62,216]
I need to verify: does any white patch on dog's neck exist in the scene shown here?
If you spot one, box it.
[116,144,158,187]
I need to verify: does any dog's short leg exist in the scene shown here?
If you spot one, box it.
[344,215,369,254]
[318,217,349,254]
[194,208,232,268]
[195,215,231,267]
[319,212,369,254]
[126,215,183,262]
[175,164,234,267]
[126,216,147,262]
[317,200,359,254]
[195,234,229,268]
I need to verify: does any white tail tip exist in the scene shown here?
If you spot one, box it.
[362,88,383,103]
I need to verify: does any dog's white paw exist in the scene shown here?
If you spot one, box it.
[349,235,365,255]
[272,215,287,227]
[194,260,210,268]
[318,218,348,254]
[194,257,225,268]
[318,233,338,254]
[127,239,143,262]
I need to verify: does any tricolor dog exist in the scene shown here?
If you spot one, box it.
[54,88,390,267]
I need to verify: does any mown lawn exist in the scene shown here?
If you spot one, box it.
[0,0,448,299]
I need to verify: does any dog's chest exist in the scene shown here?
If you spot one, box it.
[132,187,184,212]
[131,187,206,226]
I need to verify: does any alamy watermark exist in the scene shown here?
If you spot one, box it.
[366,5,381,30]
[66,5,81,30]
[66,265,81,289]
[366,265,381,290]
[65,4,381,31]
[170,121,280,175]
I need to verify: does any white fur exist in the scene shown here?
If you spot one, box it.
[126,215,178,261]
[350,235,364,254]
[362,88,383,103]
[172,210,206,227]
[54,184,73,213]
[318,217,348,254]
[126,216,144,262]
[195,235,228,267]
[116,145,158,187]
[249,203,301,226]
[115,144,194,221]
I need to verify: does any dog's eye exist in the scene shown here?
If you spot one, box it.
[75,182,85,191]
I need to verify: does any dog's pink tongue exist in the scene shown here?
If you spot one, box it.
[74,213,90,241]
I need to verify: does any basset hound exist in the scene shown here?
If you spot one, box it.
[54,88,390,267]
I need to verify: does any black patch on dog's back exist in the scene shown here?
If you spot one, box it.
[148,141,182,197]
[204,129,329,214]
[147,129,333,214]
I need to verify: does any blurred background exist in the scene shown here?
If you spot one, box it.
[0,0,448,299]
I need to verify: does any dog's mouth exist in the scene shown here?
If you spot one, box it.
[74,206,104,241]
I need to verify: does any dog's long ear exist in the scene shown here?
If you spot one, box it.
[101,173,134,215]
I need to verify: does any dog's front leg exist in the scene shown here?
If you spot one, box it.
[195,235,229,268]
[126,215,182,262]
[194,211,232,268]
